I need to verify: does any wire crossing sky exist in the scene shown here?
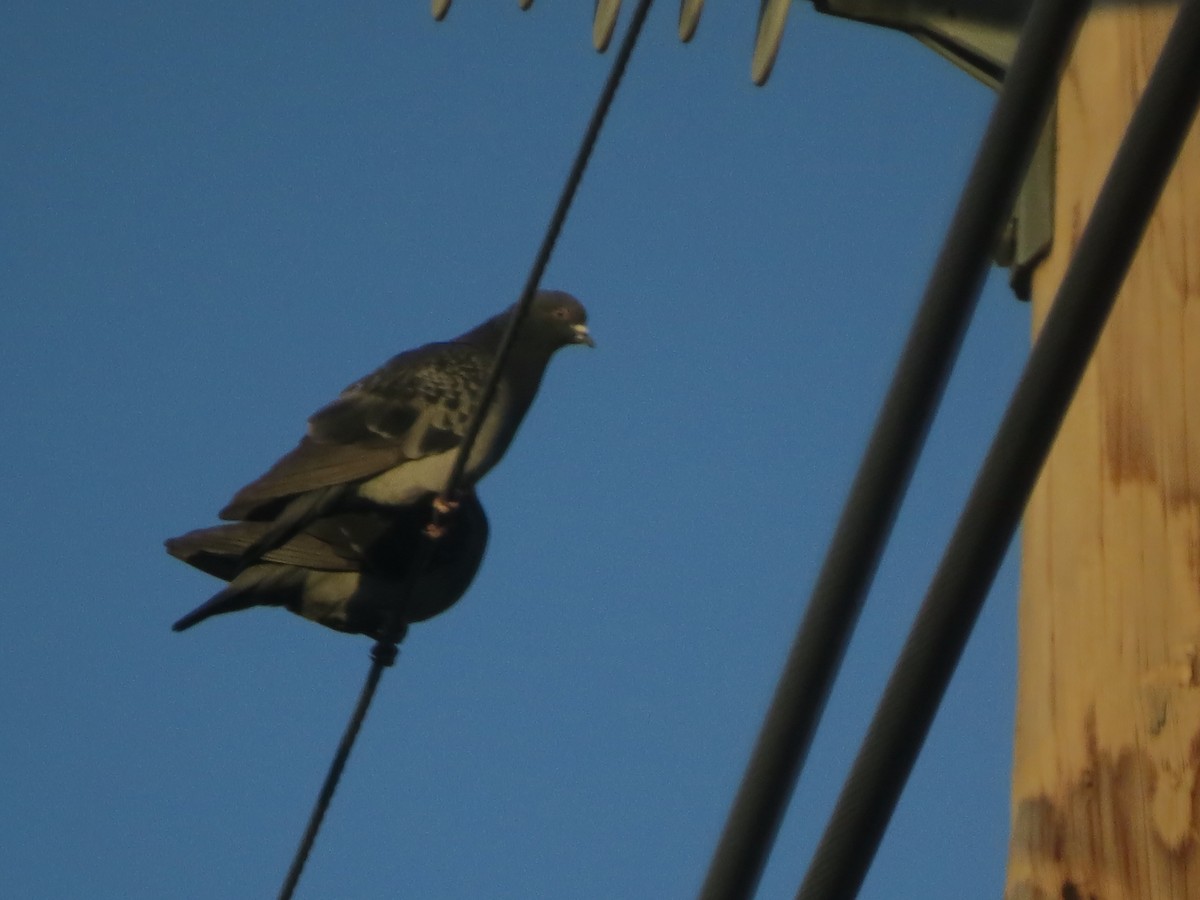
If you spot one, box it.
[279,4,656,896]
[3,4,1028,898]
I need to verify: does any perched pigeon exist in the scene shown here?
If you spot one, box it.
[167,492,489,640]
[219,290,592,565]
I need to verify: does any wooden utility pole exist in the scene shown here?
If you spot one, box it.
[1007,2,1200,897]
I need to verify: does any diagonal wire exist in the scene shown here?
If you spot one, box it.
[796,1,1200,895]
[443,0,654,498]
[277,642,396,900]
[276,3,657,898]
[698,0,1086,896]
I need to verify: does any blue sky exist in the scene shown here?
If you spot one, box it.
[3,4,1030,898]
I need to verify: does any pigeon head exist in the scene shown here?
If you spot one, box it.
[457,290,594,353]
[518,291,595,349]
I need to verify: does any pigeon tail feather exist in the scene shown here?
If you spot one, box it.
[233,483,349,572]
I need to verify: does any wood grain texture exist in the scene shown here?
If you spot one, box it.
[1007,2,1200,898]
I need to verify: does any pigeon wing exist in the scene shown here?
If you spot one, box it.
[165,521,360,581]
[219,341,489,521]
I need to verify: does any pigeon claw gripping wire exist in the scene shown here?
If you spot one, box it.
[424,494,462,539]
[432,495,460,516]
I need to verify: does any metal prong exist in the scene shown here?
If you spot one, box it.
[680,0,704,42]
[594,0,622,52]
[751,0,793,86]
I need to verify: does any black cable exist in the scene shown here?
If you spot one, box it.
[277,642,396,900]
[698,0,1086,896]
[796,2,1200,896]
[446,0,656,493]
[276,3,656,897]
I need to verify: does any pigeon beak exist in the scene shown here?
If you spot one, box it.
[572,324,596,347]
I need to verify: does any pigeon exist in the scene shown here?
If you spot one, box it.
[167,492,489,640]
[218,290,592,566]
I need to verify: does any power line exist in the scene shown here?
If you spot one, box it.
[796,1,1200,895]
[698,0,1087,896]
[276,3,657,898]
[277,642,395,900]
[443,0,655,499]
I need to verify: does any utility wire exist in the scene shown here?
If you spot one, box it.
[698,0,1086,896]
[444,0,655,498]
[277,642,395,900]
[276,3,656,898]
[795,1,1200,896]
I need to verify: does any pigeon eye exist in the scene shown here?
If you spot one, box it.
[552,307,569,320]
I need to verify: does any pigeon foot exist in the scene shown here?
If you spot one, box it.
[432,495,460,515]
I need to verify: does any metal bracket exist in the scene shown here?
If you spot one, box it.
[813,0,1052,298]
